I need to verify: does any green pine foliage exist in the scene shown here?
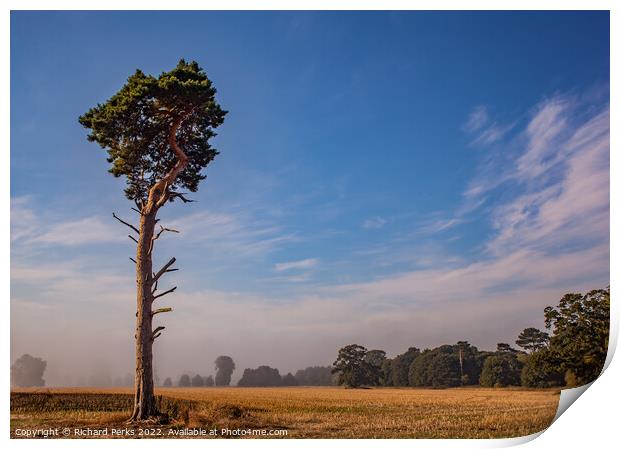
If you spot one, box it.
[79,59,226,205]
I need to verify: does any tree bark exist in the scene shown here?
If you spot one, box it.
[127,112,190,423]
[128,207,158,422]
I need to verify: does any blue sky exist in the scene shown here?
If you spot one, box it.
[11,11,609,384]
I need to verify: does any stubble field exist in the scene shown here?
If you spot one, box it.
[11,386,560,439]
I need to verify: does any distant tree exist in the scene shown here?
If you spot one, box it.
[294,366,335,386]
[380,359,394,386]
[479,347,523,387]
[281,372,298,386]
[515,328,550,353]
[238,366,282,387]
[409,347,460,387]
[163,377,173,387]
[544,288,610,386]
[364,349,387,386]
[332,344,374,388]
[11,354,46,387]
[454,341,483,385]
[456,341,469,382]
[409,344,481,387]
[473,351,494,383]
[215,355,236,386]
[520,349,564,388]
[496,343,518,354]
[178,374,191,387]
[204,375,215,387]
[364,349,387,368]
[191,374,205,387]
[391,347,421,386]
[79,59,226,422]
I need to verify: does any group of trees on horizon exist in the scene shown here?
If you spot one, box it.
[163,355,236,388]
[333,288,610,389]
[11,288,609,391]
[237,365,335,387]
[170,374,215,387]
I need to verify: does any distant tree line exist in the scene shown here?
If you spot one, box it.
[169,373,215,387]
[333,288,610,389]
[164,355,236,387]
[294,366,336,385]
[163,363,335,388]
[236,365,336,387]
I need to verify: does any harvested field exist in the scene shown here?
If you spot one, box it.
[10,386,560,439]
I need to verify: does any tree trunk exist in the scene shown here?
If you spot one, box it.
[127,112,190,422]
[128,207,158,422]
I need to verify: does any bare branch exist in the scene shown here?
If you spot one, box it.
[131,207,144,216]
[153,225,180,243]
[152,326,165,340]
[170,192,195,203]
[148,225,180,255]
[128,234,139,244]
[153,257,176,283]
[153,226,165,242]
[151,278,159,295]
[165,268,179,273]
[112,212,139,234]
[152,307,173,316]
[153,286,177,300]
[129,257,137,264]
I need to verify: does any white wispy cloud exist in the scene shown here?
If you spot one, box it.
[11,200,295,259]
[463,105,489,132]
[163,210,295,257]
[415,217,463,235]
[27,216,125,246]
[463,104,515,147]
[488,101,609,256]
[11,197,124,246]
[362,216,387,229]
[516,96,571,180]
[11,196,43,242]
[470,121,515,146]
[11,260,134,306]
[274,258,318,272]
